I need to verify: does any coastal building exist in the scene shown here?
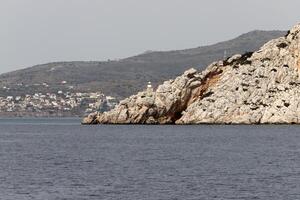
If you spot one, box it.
[0,89,118,116]
[6,96,13,101]
[15,96,21,101]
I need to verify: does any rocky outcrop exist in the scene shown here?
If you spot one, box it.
[83,23,300,124]
[83,67,217,124]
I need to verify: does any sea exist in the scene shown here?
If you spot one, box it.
[0,118,300,200]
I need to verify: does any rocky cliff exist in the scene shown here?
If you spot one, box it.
[83,23,300,124]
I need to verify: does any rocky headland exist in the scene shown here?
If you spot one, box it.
[83,23,300,124]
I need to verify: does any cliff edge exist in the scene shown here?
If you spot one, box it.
[83,23,300,124]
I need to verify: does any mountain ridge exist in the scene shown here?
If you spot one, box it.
[0,30,286,99]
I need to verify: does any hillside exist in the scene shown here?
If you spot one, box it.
[83,23,300,125]
[0,30,285,99]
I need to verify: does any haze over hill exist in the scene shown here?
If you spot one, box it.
[0,30,285,99]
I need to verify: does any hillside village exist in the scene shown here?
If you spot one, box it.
[0,81,118,117]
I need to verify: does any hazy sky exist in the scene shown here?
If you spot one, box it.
[1,0,300,73]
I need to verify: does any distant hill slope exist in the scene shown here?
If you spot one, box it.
[0,30,285,98]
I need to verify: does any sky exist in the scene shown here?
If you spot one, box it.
[0,0,300,73]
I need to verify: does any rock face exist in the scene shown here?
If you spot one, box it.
[83,23,300,124]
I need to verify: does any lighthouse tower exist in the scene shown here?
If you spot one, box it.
[147,82,153,94]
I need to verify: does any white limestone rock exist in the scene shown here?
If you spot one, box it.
[82,23,300,125]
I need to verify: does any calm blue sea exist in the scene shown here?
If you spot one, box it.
[0,118,300,200]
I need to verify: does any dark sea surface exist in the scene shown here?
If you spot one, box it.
[1,119,300,200]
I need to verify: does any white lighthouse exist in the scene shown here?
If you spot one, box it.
[147,82,153,94]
